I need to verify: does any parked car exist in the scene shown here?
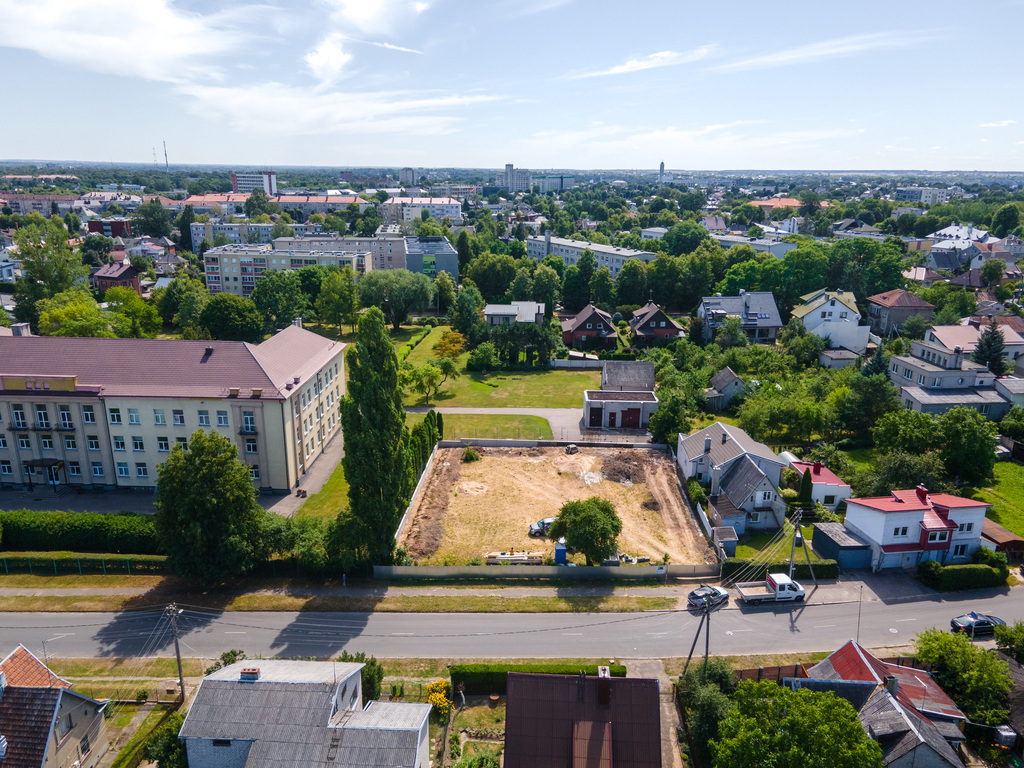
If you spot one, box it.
[950,612,1005,637]
[687,585,729,609]
[528,517,557,537]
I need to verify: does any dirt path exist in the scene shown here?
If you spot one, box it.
[644,459,716,564]
[399,448,461,559]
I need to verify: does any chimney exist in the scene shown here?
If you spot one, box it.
[915,485,928,503]
[721,432,728,444]
[0,669,6,699]
[711,464,722,495]
[738,289,746,296]
[952,345,963,369]
[293,376,301,385]
[883,674,897,698]
[704,437,711,454]
[598,666,610,678]
[205,346,214,355]
[240,667,261,681]
[292,317,303,329]
[10,322,31,337]
[545,229,552,251]
[597,671,611,707]
[813,461,821,474]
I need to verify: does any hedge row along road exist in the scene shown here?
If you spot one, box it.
[6,588,1024,659]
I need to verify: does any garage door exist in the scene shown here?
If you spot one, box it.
[621,409,640,428]
[589,408,603,428]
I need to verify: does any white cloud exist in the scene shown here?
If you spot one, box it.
[319,0,430,35]
[0,0,257,84]
[979,119,1017,128]
[711,31,946,73]
[305,34,353,84]
[568,46,715,79]
[178,81,498,136]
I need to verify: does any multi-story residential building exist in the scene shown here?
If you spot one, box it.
[697,290,783,344]
[184,194,370,216]
[494,163,533,193]
[640,226,668,240]
[842,485,988,570]
[526,232,656,278]
[203,244,367,296]
[789,289,870,354]
[190,221,323,248]
[399,167,416,186]
[87,217,133,238]
[96,183,146,192]
[888,338,1012,419]
[866,289,934,337]
[894,186,949,205]
[708,234,798,258]
[536,175,575,193]
[380,197,462,224]
[924,324,1024,370]
[0,325,345,493]
[231,170,278,195]
[0,645,110,768]
[0,193,78,215]
[274,232,406,272]
[404,236,459,280]
[91,261,141,294]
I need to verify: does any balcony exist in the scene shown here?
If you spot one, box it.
[239,426,259,436]
[31,422,52,431]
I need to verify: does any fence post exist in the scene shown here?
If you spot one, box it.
[77,558,82,575]
[757,666,763,681]
[53,559,57,575]
[127,559,131,576]
[102,558,106,575]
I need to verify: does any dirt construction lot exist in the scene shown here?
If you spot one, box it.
[399,446,715,565]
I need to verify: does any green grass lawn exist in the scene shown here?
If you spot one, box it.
[842,447,878,472]
[735,524,820,562]
[407,412,553,440]
[405,325,449,366]
[969,461,1024,537]
[405,368,600,408]
[295,463,350,520]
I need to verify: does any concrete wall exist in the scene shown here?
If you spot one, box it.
[374,563,719,579]
[551,359,603,369]
[394,443,441,543]
[437,439,666,450]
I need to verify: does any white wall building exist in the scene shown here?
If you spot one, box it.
[789,289,870,354]
[495,163,533,193]
[231,170,278,195]
[381,197,462,224]
[203,244,367,296]
[526,231,656,278]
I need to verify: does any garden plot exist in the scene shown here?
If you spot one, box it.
[399,446,715,565]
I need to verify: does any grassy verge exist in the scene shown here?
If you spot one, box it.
[0,573,167,588]
[405,368,600,409]
[404,325,450,366]
[50,657,205,679]
[0,594,677,613]
[110,704,174,768]
[407,412,553,440]
[295,463,350,520]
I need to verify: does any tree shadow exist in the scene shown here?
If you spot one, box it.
[267,594,384,658]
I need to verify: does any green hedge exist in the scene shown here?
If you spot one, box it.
[450,663,627,694]
[937,564,1005,591]
[722,558,839,581]
[0,510,160,554]
[686,480,707,508]
[396,327,433,361]
[0,551,167,574]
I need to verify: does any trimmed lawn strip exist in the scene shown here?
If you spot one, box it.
[0,594,677,613]
[734,524,820,562]
[408,412,553,440]
[404,325,449,366]
[0,573,167,588]
[295,463,350,520]
[50,657,205,679]
[405,368,600,409]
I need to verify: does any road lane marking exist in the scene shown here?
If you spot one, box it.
[224,631,246,635]
[728,629,753,633]
[562,633,583,636]
[894,618,917,622]
[813,624,835,628]
[391,633,415,636]
[646,632,670,636]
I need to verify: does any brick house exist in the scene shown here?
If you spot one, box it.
[560,303,617,348]
[628,301,683,345]
[91,261,141,294]
[867,289,934,338]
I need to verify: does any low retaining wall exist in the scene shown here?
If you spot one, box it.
[374,563,719,579]
[551,359,603,369]
[438,439,667,451]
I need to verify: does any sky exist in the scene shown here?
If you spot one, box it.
[1,0,1023,171]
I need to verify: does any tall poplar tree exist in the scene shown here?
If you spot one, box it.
[339,307,412,565]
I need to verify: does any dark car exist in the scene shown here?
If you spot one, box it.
[528,517,557,537]
[687,585,729,609]
[950,612,1006,637]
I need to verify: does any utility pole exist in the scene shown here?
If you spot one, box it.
[166,604,186,704]
[788,512,801,579]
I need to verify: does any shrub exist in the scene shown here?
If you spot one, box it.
[938,564,1005,591]
[918,559,943,587]
[686,479,707,508]
[466,342,498,371]
[426,678,452,721]
[462,447,480,463]
[337,650,385,701]
[779,488,799,503]
[0,509,160,554]
[0,552,166,574]
[450,663,626,695]
[722,558,839,581]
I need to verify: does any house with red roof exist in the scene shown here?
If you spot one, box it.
[560,304,618,349]
[842,486,989,570]
[789,460,852,509]
[0,644,109,768]
[867,289,934,338]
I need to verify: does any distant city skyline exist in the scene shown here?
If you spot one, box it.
[0,0,1021,171]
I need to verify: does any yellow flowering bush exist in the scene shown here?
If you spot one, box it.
[426,678,452,721]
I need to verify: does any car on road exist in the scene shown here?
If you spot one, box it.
[528,517,557,537]
[950,612,1005,637]
[687,585,729,609]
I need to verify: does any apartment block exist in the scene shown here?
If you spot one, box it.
[526,231,656,278]
[381,197,462,224]
[231,170,278,195]
[494,163,533,193]
[273,232,407,272]
[191,221,323,247]
[0,326,345,493]
[203,244,367,297]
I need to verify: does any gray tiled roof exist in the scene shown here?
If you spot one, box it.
[700,291,782,329]
[709,367,741,392]
[680,422,780,469]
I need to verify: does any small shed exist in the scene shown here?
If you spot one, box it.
[981,518,1024,562]
[813,523,871,570]
[712,526,738,557]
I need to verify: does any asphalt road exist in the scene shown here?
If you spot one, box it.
[7,586,1024,660]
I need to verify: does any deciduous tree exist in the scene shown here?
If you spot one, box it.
[915,628,1011,725]
[132,199,172,238]
[615,258,648,306]
[251,269,309,331]
[357,269,434,330]
[433,329,466,359]
[155,430,269,585]
[434,270,457,313]
[200,292,264,343]
[589,266,615,309]
[937,406,996,485]
[548,497,623,566]
[12,220,89,330]
[316,267,358,336]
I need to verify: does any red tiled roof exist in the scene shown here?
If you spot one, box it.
[94,262,137,279]
[809,640,964,721]
[847,488,986,513]
[0,645,71,688]
[790,461,849,488]
[868,289,935,309]
[922,509,957,531]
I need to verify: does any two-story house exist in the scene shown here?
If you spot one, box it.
[867,289,934,338]
[697,290,783,344]
[788,460,852,509]
[180,660,432,768]
[842,485,989,570]
[560,304,618,349]
[0,645,109,768]
[678,422,786,532]
[789,289,870,354]
[888,338,1012,419]
[627,301,683,345]
[925,323,1024,373]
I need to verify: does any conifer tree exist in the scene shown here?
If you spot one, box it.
[861,344,887,376]
[972,319,1009,376]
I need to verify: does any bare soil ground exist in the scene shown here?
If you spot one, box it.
[398,446,715,565]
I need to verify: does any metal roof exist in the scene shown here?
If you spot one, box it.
[680,421,781,469]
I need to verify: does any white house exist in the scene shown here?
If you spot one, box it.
[788,460,852,509]
[789,289,870,354]
[841,486,989,571]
